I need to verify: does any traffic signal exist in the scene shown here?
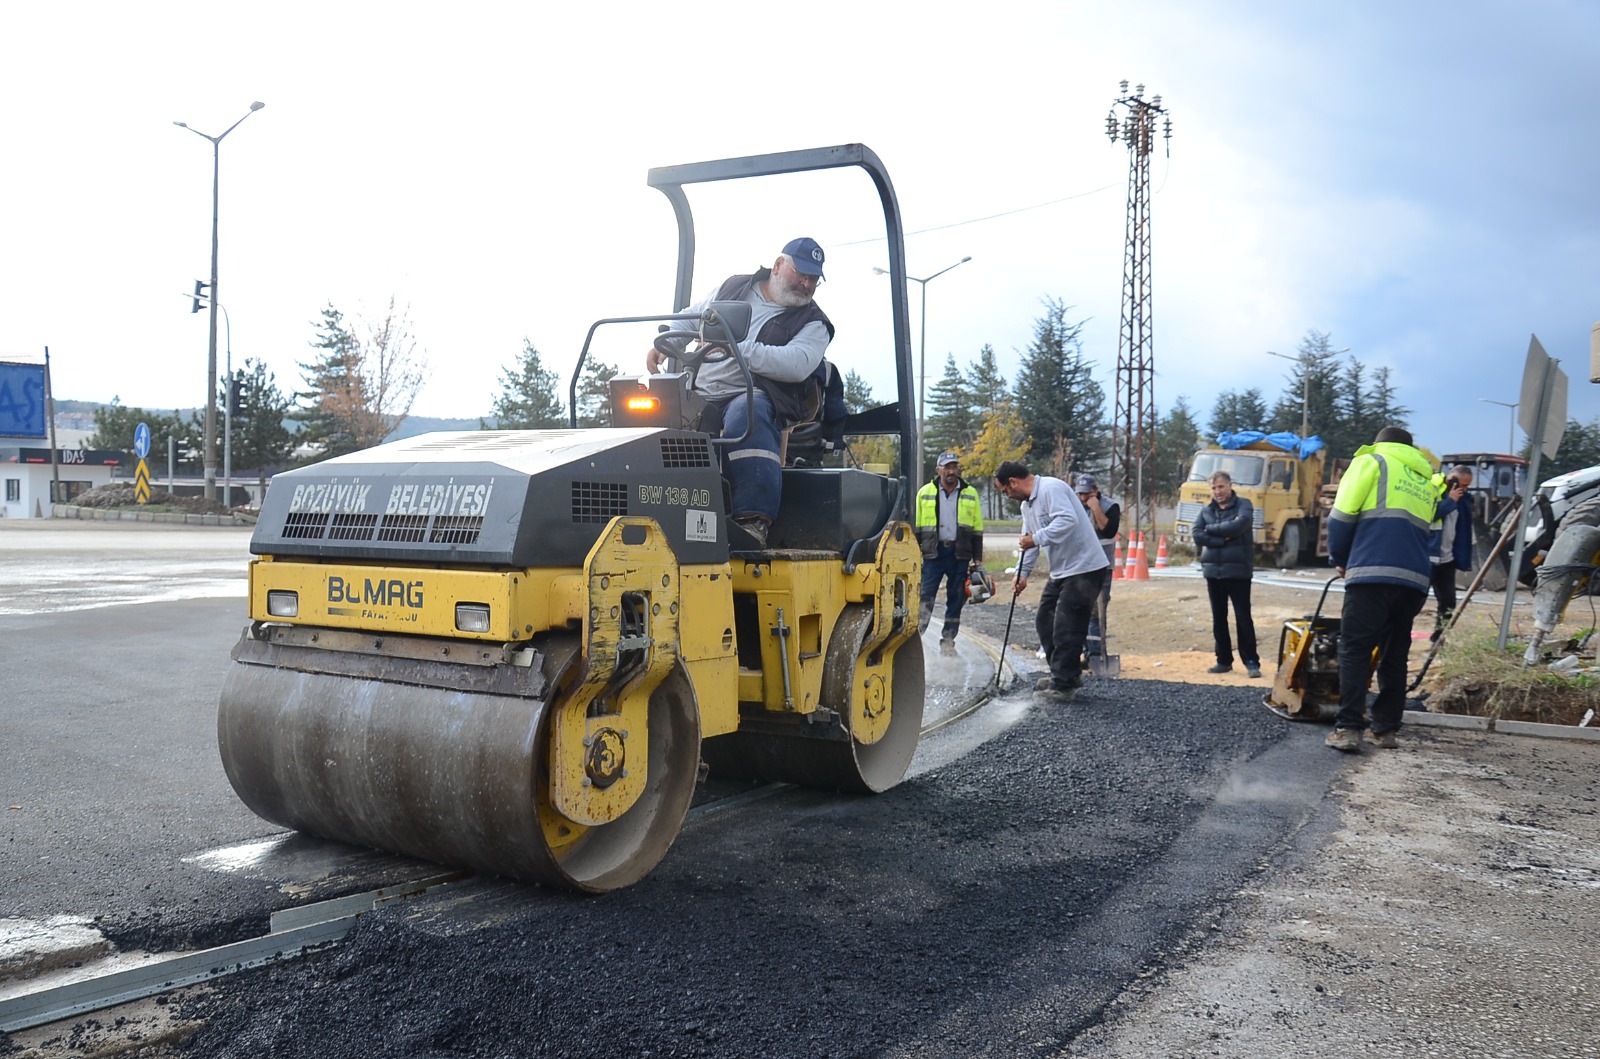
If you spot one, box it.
[191,280,209,313]
[227,371,242,414]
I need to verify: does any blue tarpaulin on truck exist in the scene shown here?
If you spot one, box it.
[1214,431,1325,459]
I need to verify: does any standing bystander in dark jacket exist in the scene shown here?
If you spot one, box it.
[1191,471,1261,677]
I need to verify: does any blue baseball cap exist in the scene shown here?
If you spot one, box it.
[782,237,826,278]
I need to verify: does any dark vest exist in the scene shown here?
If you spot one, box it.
[713,270,835,425]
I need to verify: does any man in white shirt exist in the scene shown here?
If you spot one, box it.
[995,460,1111,701]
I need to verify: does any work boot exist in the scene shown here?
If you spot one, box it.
[1325,727,1362,753]
[1363,728,1399,749]
[1037,686,1076,704]
[939,639,957,656]
[1245,663,1262,679]
[1206,663,1232,674]
[732,516,769,549]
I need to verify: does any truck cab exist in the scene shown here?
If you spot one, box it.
[1175,432,1332,569]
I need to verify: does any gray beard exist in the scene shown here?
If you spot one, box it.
[767,273,814,309]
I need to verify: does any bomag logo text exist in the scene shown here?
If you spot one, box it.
[327,576,425,608]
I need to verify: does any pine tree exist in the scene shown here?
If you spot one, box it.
[1207,388,1269,437]
[1542,417,1600,479]
[294,305,367,459]
[294,300,425,460]
[1151,396,1203,500]
[965,344,1008,423]
[574,357,619,427]
[1012,298,1106,473]
[1266,330,1344,445]
[88,400,194,471]
[490,340,566,429]
[924,353,978,462]
[230,357,296,489]
[842,369,876,413]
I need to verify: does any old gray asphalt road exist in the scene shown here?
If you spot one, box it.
[1,522,442,952]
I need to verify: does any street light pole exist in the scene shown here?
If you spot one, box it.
[216,302,233,501]
[1479,397,1518,454]
[175,100,264,502]
[873,256,971,473]
[1266,345,1348,438]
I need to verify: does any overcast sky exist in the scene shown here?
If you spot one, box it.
[3,1,1597,460]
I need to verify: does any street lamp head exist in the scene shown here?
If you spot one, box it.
[871,267,889,276]
[173,121,189,129]
[249,101,265,111]
[959,256,973,263]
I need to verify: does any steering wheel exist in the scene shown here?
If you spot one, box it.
[654,328,733,370]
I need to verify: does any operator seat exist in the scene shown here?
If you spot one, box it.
[781,360,846,467]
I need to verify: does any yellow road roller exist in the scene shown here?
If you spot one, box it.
[218,145,927,892]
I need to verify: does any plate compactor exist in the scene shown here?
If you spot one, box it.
[217,145,929,892]
[1266,576,1352,721]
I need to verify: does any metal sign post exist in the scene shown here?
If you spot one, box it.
[1498,335,1568,650]
[133,421,152,505]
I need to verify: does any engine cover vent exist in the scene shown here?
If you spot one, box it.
[430,515,483,545]
[572,481,628,524]
[328,513,378,541]
[660,435,713,468]
[283,512,329,539]
[378,514,429,543]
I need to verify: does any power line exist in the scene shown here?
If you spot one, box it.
[831,183,1120,248]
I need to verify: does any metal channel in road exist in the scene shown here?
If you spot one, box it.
[0,873,461,1033]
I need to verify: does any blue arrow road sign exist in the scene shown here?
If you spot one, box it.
[134,421,151,460]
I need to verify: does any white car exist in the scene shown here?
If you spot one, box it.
[1525,463,1600,545]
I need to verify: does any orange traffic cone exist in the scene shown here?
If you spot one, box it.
[1123,532,1138,578]
[1111,533,1123,579]
[1155,534,1169,569]
[1133,532,1151,580]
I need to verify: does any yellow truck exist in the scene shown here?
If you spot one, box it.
[1174,433,1337,569]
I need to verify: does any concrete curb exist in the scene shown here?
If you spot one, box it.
[51,505,255,527]
[1404,707,1600,744]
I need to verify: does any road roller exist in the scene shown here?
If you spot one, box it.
[217,144,928,892]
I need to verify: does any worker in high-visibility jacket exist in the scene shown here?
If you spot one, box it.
[915,452,985,654]
[1324,425,1442,753]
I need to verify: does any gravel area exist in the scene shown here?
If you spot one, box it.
[1069,728,1600,1058]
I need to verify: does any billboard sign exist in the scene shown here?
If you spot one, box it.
[0,361,47,438]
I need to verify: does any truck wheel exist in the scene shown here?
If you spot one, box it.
[1276,522,1302,570]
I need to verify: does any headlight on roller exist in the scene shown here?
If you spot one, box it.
[267,590,299,618]
[455,602,491,633]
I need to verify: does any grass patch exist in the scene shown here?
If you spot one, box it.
[1422,628,1598,727]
